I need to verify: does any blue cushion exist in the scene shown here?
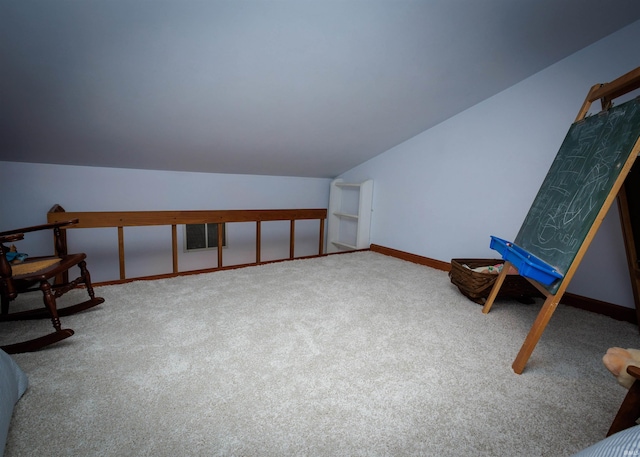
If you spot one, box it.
[572,425,640,456]
[0,350,28,457]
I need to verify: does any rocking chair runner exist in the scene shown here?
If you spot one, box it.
[0,219,104,354]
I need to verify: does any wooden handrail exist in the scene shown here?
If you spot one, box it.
[47,207,327,227]
[47,205,327,284]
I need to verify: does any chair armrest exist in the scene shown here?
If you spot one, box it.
[0,219,79,237]
[0,233,24,244]
[627,365,640,380]
[0,219,78,259]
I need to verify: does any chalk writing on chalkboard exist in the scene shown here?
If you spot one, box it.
[513,97,640,293]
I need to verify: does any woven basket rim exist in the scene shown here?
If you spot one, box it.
[449,258,541,301]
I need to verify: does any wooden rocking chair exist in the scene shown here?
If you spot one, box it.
[608,365,640,436]
[0,219,104,353]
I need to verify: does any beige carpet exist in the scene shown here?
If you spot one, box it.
[2,251,639,456]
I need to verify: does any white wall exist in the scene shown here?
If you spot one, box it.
[0,161,331,282]
[339,20,640,308]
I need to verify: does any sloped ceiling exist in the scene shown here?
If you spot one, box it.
[2,1,640,178]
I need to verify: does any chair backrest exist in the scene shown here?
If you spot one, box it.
[0,220,78,299]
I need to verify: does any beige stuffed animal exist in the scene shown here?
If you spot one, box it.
[603,347,640,389]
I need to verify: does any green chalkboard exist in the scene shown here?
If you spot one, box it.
[513,97,640,293]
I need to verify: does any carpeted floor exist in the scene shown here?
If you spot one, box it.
[3,251,640,456]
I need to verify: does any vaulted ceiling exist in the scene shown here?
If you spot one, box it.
[2,1,640,178]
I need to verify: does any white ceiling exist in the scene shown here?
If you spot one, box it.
[2,1,640,178]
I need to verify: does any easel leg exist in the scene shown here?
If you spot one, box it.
[482,261,513,314]
[512,295,559,374]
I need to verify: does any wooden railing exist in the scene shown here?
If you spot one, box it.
[47,205,327,284]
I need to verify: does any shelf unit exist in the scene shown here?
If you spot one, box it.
[327,178,373,253]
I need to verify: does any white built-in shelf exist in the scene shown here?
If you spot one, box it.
[327,178,373,253]
[332,211,358,220]
[334,182,362,188]
[331,241,358,251]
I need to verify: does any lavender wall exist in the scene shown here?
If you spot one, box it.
[2,21,639,306]
[339,21,640,308]
[0,162,331,282]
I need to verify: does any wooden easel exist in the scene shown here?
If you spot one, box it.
[482,66,640,374]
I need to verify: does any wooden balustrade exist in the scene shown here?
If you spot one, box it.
[47,204,327,285]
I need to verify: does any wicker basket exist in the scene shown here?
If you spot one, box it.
[449,258,542,304]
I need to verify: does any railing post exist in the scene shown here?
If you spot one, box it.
[217,222,223,268]
[171,225,178,273]
[319,218,325,255]
[118,226,125,280]
[256,221,261,264]
[290,220,295,259]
